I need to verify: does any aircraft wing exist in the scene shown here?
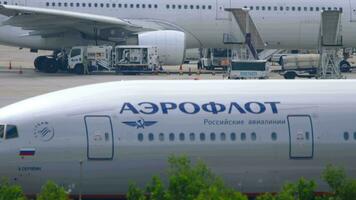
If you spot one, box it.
[0,5,161,39]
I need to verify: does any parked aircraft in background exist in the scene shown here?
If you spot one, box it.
[0,80,355,198]
[0,0,354,72]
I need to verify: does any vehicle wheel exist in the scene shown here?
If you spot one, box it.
[57,59,68,71]
[44,59,58,73]
[283,71,296,79]
[339,60,351,73]
[74,64,84,75]
[34,56,47,72]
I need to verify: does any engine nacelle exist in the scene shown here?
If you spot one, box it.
[138,30,186,65]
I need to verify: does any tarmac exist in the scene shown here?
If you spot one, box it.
[0,45,355,108]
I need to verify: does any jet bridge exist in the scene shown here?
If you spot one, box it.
[317,10,343,79]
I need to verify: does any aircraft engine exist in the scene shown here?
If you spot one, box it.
[138,30,186,65]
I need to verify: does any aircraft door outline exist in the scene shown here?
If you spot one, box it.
[287,115,314,159]
[11,0,26,6]
[84,115,114,160]
[350,0,356,22]
[216,0,231,20]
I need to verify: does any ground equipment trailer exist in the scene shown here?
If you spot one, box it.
[67,45,159,74]
[279,54,320,79]
[228,60,268,79]
[114,46,159,74]
[200,48,231,70]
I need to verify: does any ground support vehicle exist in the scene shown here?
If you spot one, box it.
[67,45,159,74]
[228,60,268,79]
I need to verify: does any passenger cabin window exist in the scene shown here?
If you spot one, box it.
[251,132,257,141]
[189,133,195,141]
[230,133,236,141]
[353,132,356,140]
[179,133,185,141]
[169,133,175,141]
[271,132,277,141]
[5,125,18,139]
[138,133,143,142]
[210,132,216,141]
[241,132,246,141]
[220,133,226,141]
[148,133,154,141]
[200,133,205,141]
[344,132,349,141]
[305,132,310,140]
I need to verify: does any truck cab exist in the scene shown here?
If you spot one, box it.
[68,46,85,74]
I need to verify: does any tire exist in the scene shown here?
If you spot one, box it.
[44,59,58,73]
[339,60,351,73]
[34,56,47,72]
[74,64,84,75]
[283,71,296,79]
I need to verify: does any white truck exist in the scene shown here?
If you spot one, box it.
[228,60,268,79]
[68,45,159,74]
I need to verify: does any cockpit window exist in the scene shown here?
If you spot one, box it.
[0,125,4,138]
[5,125,18,139]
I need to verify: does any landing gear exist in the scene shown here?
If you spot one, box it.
[34,50,68,73]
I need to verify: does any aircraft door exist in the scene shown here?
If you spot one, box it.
[351,0,356,22]
[216,0,231,20]
[11,0,26,6]
[288,115,314,159]
[85,116,114,160]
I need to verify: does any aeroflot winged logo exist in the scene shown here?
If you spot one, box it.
[119,101,280,115]
[122,118,157,129]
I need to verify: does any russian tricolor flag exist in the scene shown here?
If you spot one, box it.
[19,148,35,156]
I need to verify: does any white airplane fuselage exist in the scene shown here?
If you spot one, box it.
[1,0,356,50]
[0,80,355,198]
